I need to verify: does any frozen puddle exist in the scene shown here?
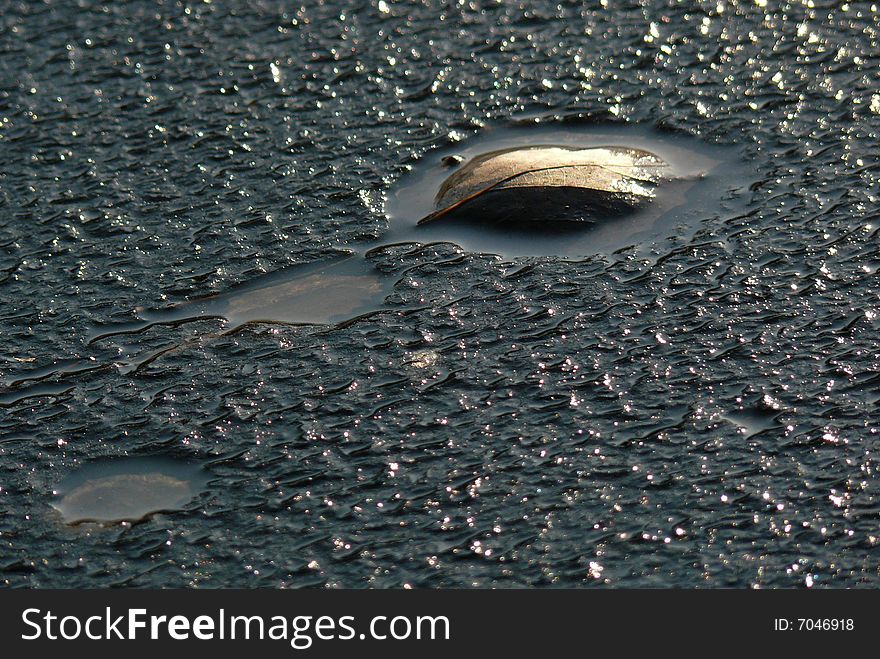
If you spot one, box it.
[88,255,395,343]
[386,124,751,257]
[51,456,208,525]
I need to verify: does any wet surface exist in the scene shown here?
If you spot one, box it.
[2,1,880,588]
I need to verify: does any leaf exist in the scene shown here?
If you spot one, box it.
[418,146,670,225]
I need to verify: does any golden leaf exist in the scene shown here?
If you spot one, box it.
[419,146,670,225]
